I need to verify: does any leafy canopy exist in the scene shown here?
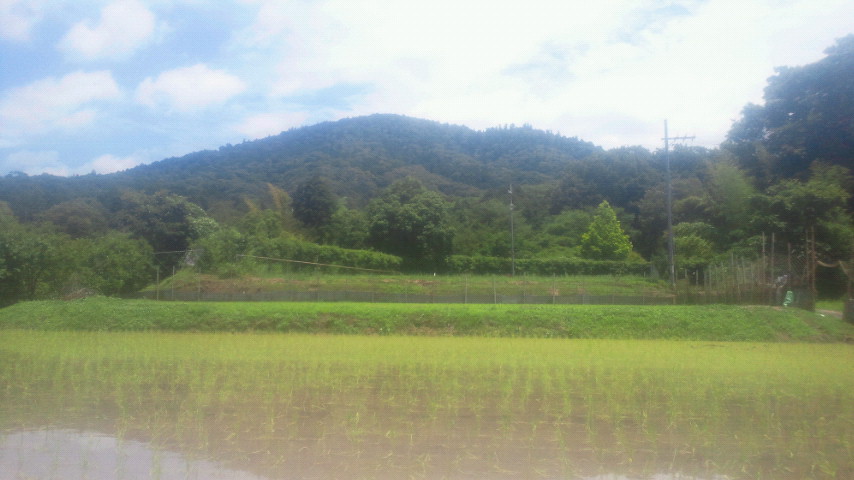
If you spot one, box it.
[368,177,454,271]
[580,201,633,261]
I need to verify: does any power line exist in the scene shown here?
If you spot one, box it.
[237,254,399,274]
[663,120,695,291]
[509,184,516,277]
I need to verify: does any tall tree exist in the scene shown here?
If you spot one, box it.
[725,34,854,192]
[112,192,215,268]
[72,233,155,296]
[324,205,369,249]
[580,201,633,260]
[753,163,853,257]
[292,176,337,229]
[367,178,454,271]
[0,206,66,305]
[38,198,108,238]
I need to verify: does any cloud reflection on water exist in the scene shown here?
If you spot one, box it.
[0,429,267,480]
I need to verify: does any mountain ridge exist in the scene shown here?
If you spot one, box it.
[0,114,604,219]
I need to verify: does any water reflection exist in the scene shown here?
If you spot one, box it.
[0,429,268,480]
[0,428,734,480]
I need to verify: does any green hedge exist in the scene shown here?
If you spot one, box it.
[447,255,649,276]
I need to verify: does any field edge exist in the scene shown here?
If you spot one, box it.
[1,297,852,342]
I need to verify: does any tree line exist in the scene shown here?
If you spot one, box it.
[1,36,852,305]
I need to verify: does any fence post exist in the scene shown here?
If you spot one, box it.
[770,233,775,305]
[704,267,710,304]
[729,253,741,303]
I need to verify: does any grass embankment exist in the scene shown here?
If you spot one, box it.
[1,297,851,342]
[145,271,672,297]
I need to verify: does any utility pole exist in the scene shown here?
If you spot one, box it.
[663,120,695,291]
[509,184,516,277]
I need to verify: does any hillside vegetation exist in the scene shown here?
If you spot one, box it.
[0,36,852,306]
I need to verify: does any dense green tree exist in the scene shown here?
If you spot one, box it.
[239,184,301,239]
[703,159,756,243]
[549,171,601,212]
[524,208,595,258]
[193,227,247,274]
[240,209,285,239]
[672,222,716,269]
[261,183,299,232]
[725,35,854,198]
[292,176,337,229]
[38,198,108,238]
[113,192,215,267]
[550,147,660,214]
[73,233,155,295]
[367,178,454,271]
[324,205,369,249]
[580,201,633,260]
[635,177,705,260]
[0,209,66,305]
[450,196,518,257]
[753,163,853,258]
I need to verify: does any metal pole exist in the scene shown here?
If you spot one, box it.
[664,120,675,291]
[509,184,516,277]
[662,120,694,292]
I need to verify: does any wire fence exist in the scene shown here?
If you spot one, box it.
[136,271,676,305]
[671,255,812,307]
[137,234,852,310]
[138,289,677,305]
[675,233,852,311]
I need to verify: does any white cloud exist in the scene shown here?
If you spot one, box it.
[238,0,854,149]
[2,150,151,176]
[86,153,146,174]
[58,0,156,60]
[0,70,122,146]
[233,111,310,140]
[5,0,854,178]
[3,150,66,175]
[0,0,47,41]
[136,64,246,112]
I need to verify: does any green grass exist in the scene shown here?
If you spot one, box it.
[146,271,672,298]
[2,297,852,342]
[2,331,852,479]
[816,298,847,312]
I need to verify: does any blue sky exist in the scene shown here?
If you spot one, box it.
[1,0,853,176]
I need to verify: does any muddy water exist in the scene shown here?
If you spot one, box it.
[0,428,731,480]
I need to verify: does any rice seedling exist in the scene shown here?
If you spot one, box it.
[0,331,852,479]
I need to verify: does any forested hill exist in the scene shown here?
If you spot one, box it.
[0,114,601,220]
[0,35,851,303]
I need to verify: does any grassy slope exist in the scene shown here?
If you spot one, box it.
[144,272,673,297]
[1,297,852,342]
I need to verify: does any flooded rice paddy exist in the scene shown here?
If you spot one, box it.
[1,331,852,479]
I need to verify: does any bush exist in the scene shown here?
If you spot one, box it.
[251,235,402,273]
